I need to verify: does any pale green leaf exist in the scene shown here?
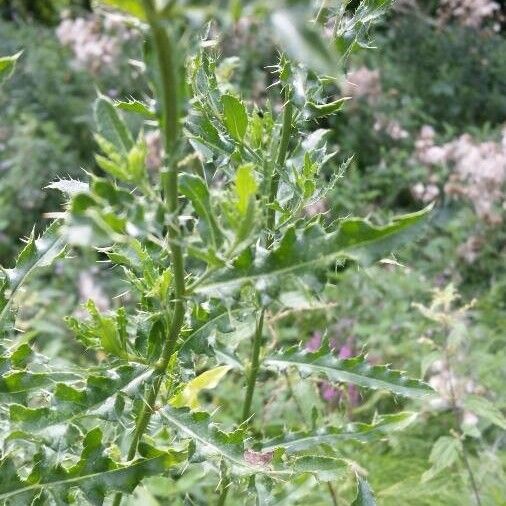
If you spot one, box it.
[0,51,22,84]
[235,164,257,215]
[421,436,462,483]
[0,222,66,327]
[170,366,231,409]
[221,94,248,141]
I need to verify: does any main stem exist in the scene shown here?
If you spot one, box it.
[113,1,185,505]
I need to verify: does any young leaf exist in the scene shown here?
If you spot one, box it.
[221,94,248,141]
[94,95,134,154]
[463,395,506,430]
[421,436,462,483]
[0,51,22,84]
[235,164,258,215]
[264,346,433,398]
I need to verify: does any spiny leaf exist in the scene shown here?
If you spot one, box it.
[0,51,22,84]
[46,179,89,196]
[195,206,432,295]
[0,427,183,505]
[0,222,66,327]
[159,406,346,479]
[94,95,134,154]
[261,412,418,453]
[8,364,152,435]
[264,345,433,398]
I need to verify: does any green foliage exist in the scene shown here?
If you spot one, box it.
[7,0,492,504]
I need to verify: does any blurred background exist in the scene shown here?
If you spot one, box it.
[0,0,504,503]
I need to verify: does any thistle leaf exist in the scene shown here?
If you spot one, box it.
[264,346,433,398]
[0,222,66,327]
[0,427,183,505]
[261,412,418,453]
[196,206,432,295]
[7,363,152,436]
[160,407,346,479]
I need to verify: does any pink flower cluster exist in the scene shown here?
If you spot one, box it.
[438,0,500,29]
[56,13,134,75]
[414,125,505,225]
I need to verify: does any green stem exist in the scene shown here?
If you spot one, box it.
[266,84,293,243]
[113,2,185,505]
[241,309,265,422]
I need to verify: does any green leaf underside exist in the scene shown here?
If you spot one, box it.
[195,207,431,294]
[352,476,377,506]
[261,412,417,452]
[264,346,433,398]
[0,222,66,325]
[0,428,182,504]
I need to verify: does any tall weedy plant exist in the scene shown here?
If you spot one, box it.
[0,1,434,503]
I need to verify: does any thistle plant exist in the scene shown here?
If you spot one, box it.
[0,1,434,504]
